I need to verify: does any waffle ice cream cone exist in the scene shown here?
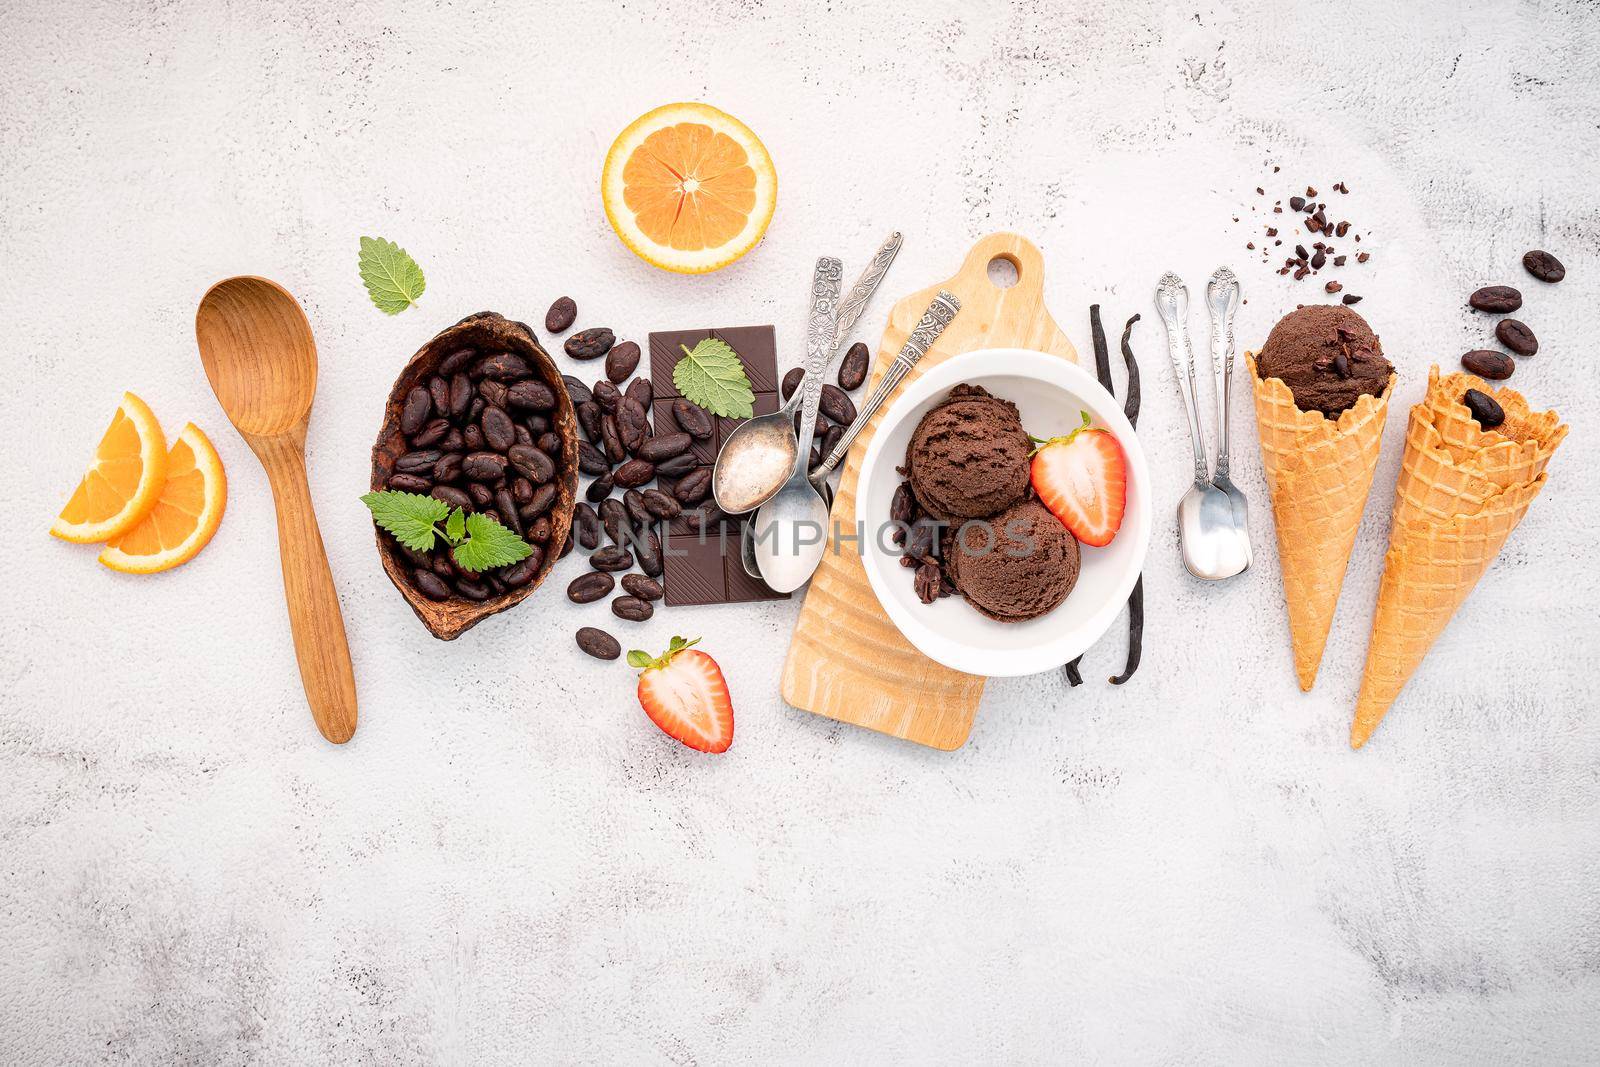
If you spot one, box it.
[1248,352,1395,690]
[1351,367,1567,748]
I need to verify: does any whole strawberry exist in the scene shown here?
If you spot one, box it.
[628,636,734,753]
[1030,411,1127,547]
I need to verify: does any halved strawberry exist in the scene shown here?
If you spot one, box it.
[628,636,734,753]
[1030,412,1127,547]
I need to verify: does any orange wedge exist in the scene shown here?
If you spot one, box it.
[99,423,227,574]
[50,391,168,543]
[602,102,777,274]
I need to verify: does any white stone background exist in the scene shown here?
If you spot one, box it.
[2,0,1597,1061]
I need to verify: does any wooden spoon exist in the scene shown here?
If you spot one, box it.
[196,276,358,744]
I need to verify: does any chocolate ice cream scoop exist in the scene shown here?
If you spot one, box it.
[1254,305,1393,418]
[906,384,1032,520]
[943,499,1081,622]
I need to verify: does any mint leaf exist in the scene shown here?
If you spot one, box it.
[674,339,754,419]
[359,236,426,314]
[452,511,533,572]
[361,490,448,552]
[445,506,466,544]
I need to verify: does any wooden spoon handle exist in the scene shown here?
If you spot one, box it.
[254,434,358,744]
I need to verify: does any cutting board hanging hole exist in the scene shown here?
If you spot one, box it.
[987,254,1020,289]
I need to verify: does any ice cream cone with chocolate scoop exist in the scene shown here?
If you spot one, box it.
[1351,368,1567,748]
[1248,305,1396,690]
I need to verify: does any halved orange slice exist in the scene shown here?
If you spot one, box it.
[602,103,777,274]
[50,391,168,543]
[99,423,227,574]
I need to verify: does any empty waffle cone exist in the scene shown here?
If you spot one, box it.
[1247,353,1395,690]
[1351,368,1567,748]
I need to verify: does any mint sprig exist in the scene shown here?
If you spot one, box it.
[361,490,531,573]
[358,236,426,314]
[673,338,754,419]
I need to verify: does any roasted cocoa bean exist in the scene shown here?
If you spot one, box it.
[454,578,492,601]
[640,488,681,520]
[781,366,803,400]
[495,489,522,534]
[572,503,602,549]
[638,433,690,462]
[431,485,473,510]
[507,443,556,483]
[606,340,641,383]
[671,399,713,439]
[501,550,542,587]
[1463,388,1505,429]
[617,397,649,453]
[395,449,441,474]
[655,453,698,478]
[890,481,916,526]
[463,452,508,482]
[512,477,534,505]
[592,379,622,413]
[613,458,655,488]
[1495,318,1537,356]
[432,452,463,483]
[481,407,516,452]
[561,375,592,407]
[577,440,609,475]
[838,342,869,390]
[819,423,845,463]
[575,626,621,660]
[585,473,614,502]
[507,379,556,411]
[1469,285,1522,313]
[590,545,634,572]
[635,530,663,578]
[463,423,485,451]
[467,395,487,424]
[612,595,653,622]
[914,562,941,604]
[624,489,652,529]
[413,568,452,601]
[400,387,432,435]
[681,505,724,532]
[513,424,533,447]
[672,467,712,505]
[625,377,653,409]
[599,498,631,545]
[567,571,615,604]
[522,412,549,436]
[621,574,664,602]
[448,373,473,418]
[476,352,532,380]
[527,515,552,544]
[545,296,577,332]
[411,418,449,448]
[564,327,615,360]
[439,428,465,453]
[388,472,431,493]
[438,347,477,375]
[1522,249,1565,283]
[478,378,508,408]
[601,415,627,465]
[521,482,558,520]
[576,401,603,442]
[819,384,857,425]
[428,375,451,415]
[467,483,494,507]
[536,432,562,456]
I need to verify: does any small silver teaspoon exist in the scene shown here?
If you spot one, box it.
[712,232,901,515]
[749,257,843,593]
[1205,267,1252,572]
[1156,271,1249,581]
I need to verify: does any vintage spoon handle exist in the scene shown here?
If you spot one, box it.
[779,231,902,416]
[1206,267,1240,479]
[252,434,358,745]
[1155,272,1211,483]
[812,289,960,483]
[792,257,843,479]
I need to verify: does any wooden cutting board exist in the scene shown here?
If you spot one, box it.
[780,232,1078,749]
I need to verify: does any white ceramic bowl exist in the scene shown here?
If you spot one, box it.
[855,348,1151,677]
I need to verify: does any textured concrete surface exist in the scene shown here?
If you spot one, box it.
[3,0,1598,1062]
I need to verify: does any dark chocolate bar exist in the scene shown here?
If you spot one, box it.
[648,325,787,607]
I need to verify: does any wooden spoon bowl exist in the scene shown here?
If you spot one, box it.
[371,312,579,640]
